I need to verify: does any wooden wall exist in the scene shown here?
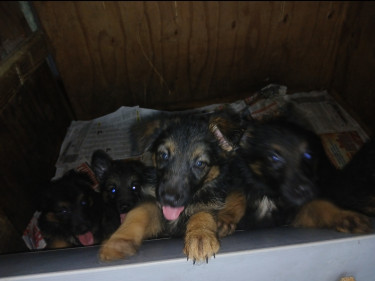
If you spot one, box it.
[33,1,358,120]
[331,1,375,134]
[0,2,32,62]
[0,30,74,253]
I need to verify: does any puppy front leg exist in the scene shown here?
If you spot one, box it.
[292,199,372,233]
[99,201,163,261]
[217,190,247,238]
[183,211,220,263]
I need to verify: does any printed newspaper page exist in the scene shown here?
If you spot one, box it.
[54,85,368,177]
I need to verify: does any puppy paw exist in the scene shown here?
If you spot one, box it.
[99,238,138,261]
[183,229,220,263]
[217,217,237,238]
[334,211,372,234]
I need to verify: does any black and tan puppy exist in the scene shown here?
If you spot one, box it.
[99,112,243,263]
[37,170,106,249]
[91,149,157,228]
[217,119,372,237]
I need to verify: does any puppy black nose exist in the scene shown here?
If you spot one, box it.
[160,191,181,206]
[295,184,315,200]
[119,204,132,213]
[296,184,307,194]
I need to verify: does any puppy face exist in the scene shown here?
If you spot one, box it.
[38,171,103,247]
[240,120,321,206]
[91,150,156,223]
[151,118,220,220]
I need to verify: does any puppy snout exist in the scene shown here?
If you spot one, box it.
[295,184,310,195]
[294,183,315,201]
[160,190,181,207]
[119,203,133,213]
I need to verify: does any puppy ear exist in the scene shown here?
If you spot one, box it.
[91,150,112,182]
[209,111,245,152]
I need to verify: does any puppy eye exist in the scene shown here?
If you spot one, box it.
[130,182,140,191]
[270,153,282,162]
[109,185,117,194]
[303,152,312,160]
[80,200,87,206]
[195,160,207,169]
[160,152,169,161]
[57,207,70,215]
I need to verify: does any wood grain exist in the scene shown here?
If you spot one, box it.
[0,32,73,253]
[33,1,352,120]
[331,2,375,135]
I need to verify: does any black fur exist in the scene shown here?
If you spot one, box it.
[37,170,107,248]
[132,113,240,236]
[91,149,157,226]
[234,119,330,229]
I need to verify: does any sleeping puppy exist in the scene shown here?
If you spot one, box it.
[37,170,106,249]
[91,149,156,229]
[217,119,372,237]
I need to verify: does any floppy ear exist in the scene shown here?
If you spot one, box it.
[91,150,112,182]
[209,111,245,152]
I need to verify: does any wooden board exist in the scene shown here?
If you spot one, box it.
[0,32,74,253]
[33,1,351,120]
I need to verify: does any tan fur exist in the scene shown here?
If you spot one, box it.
[204,166,220,183]
[192,145,206,160]
[250,162,262,176]
[45,212,59,223]
[183,212,220,262]
[217,191,247,237]
[48,239,71,249]
[163,140,176,154]
[292,199,372,233]
[99,201,163,261]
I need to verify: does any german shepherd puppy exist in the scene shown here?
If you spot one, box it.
[99,112,243,263]
[217,119,372,237]
[91,149,157,228]
[37,170,107,249]
[321,138,375,217]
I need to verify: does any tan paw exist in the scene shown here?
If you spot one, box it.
[99,238,138,261]
[217,218,237,238]
[334,211,372,234]
[183,229,220,263]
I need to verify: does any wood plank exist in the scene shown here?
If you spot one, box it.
[0,31,48,110]
[33,1,351,120]
[331,2,375,136]
[0,1,32,62]
[0,30,74,253]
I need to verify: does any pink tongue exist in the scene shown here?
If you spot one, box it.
[162,206,185,221]
[77,232,94,246]
[120,213,127,224]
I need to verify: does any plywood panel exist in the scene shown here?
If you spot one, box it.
[33,1,350,120]
[0,1,32,62]
[332,2,375,135]
[0,32,74,253]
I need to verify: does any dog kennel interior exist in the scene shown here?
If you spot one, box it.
[0,1,375,280]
